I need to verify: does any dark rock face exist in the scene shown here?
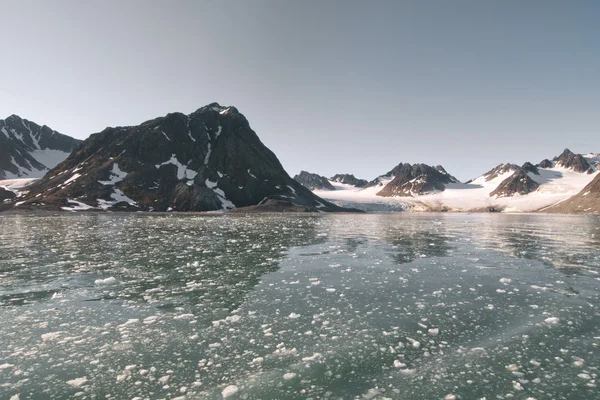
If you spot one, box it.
[17,104,356,213]
[0,115,81,179]
[490,169,540,197]
[538,159,554,168]
[544,173,600,214]
[0,186,16,202]
[293,171,335,191]
[330,174,368,188]
[521,162,540,175]
[374,163,458,197]
[553,148,591,172]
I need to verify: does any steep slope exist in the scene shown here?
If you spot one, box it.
[330,174,368,188]
[553,148,591,173]
[542,174,600,214]
[16,104,356,212]
[293,171,335,190]
[0,115,81,179]
[375,163,459,197]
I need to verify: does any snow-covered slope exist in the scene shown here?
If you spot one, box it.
[0,115,81,179]
[314,151,600,213]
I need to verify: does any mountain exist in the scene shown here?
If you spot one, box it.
[543,174,600,214]
[553,148,592,173]
[0,115,81,179]
[330,174,368,188]
[14,104,357,213]
[372,163,459,197]
[293,171,335,190]
[489,168,540,198]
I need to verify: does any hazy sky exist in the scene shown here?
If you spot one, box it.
[1,1,599,181]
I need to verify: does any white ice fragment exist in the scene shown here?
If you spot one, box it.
[66,377,88,387]
[222,385,239,398]
[393,360,407,368]
[95,276,117,285]
[544,317,559,325]
[302,353,322,362]
[288,313,301,319]
[428,328,439,336]
[283,372,297,380]
[499,277,512,285]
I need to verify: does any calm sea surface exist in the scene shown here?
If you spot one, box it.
[0,212,599,399]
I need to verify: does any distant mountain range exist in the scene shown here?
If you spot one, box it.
[301,149,600,214]
[0,115,81,179]
[1,107,598,214]
[5,104,358,212]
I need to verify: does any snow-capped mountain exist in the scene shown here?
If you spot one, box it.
[0,115,81,179]
[313,149,600,213]
[330,174,368,188]
[14,104,359,212]
[293,171,335,190]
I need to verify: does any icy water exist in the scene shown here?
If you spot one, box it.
[1,213,599,400]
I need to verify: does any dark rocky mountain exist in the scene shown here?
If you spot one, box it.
[372,163,459,197]
[0,115,81,179]
[293,171,335,191]
[553,148,591,173]
[489,169,540,198]
[521,162,539,175]
[538,159,553,168]
[15,104,358,213]
[543,173,600,214]
[330,174,368,188]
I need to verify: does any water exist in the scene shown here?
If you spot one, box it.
[1,212,599,400]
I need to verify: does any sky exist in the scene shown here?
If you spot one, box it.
[1,1,599,181]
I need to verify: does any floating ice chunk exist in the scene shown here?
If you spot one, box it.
[499,277,512,285]
[41,332,62,342]
[143,316,158,324]
[174,314,195,320]
[283,372,297,380]
[302,353,322,362]
[288,313,301,319]
[222,385,239,398]
[9,394,20,400]
[444,395,456,400]
[428,328,439,336]
[544,317,559,325]
[362,388,381,399]
[0,363,15,370]
[66,377,88,387]
[513,381,524,391]
[120,319,140,327]
[406,337,420,348]
[393,360,406,368]
[95,276,117,285]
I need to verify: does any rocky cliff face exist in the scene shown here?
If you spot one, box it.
[330,174,368,188]
[373,163,458,197]
[553,148,591,173]
[293,171,335,190]
[16,104,357,212]
[0,115,81,179]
